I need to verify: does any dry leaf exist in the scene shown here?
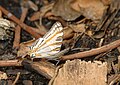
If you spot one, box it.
[52,0,108,21]
[101,0,112,5]
[52,0,81,21]
[70,24,85,33]
[63,27,74,39]
[86,30,93,36]
[71,0,107,20]
[93,31,105,39]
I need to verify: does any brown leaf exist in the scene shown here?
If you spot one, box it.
[71,0,107,20]
[70,24,86,33]
[52,0,81,21]
[52,0,108,21]
[63,27,74,39]
[93,31,105,39]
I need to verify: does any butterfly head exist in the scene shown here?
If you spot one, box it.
[29,53,36,58]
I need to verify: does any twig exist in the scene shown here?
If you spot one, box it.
[48,16,67,27]
[13,7,28,48]
[27,0,38,11]
[0,10,2,18]
[0,60,22,67]
[29,11,53,21]
[61,39,120,60]
[39,3,54,25]
[34,21,48,33]
[108,74,120,85]
[12,72,21,85]
[29,11,40,21]
[0,6,43,38]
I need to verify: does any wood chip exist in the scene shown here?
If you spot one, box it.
[52,59,107,85]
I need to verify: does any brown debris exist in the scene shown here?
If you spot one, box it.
[22,60,56,79]
[0,60,22,67]
[0,10,2,18]
[13,7,28,49]
[108,74,120,85]
[29,11,40,21]
[96,0,120,31]
[0,71,7,79]
[70,24,86,33]
[0,6,42,38]
[52,0,107,21]
[0,0,119,84]
[12,72,20,85]
[61,39,120,60]
[51,59,107,85]
[63,26,74,39]
[27,1,38,11]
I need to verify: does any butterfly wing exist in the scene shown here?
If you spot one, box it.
[29,22,63,58]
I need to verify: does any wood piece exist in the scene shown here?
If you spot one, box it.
[61,39,120,60]
[22,60,56,79]
[0,6,43,38]
[6,69,30,75]
[0,60,22,67]
[52,59,107,85]
[13,7,28,48]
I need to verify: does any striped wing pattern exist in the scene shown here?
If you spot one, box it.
[28,22,63,58]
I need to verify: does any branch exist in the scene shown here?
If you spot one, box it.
[0,6,44,38]
[61,39,120,60]
[13,7,28,48]
[0,60,22,67]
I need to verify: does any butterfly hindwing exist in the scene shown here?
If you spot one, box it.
[29,22,63,58]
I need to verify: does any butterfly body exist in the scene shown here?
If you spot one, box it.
[28,22,63,59]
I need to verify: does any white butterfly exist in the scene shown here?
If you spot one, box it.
[28,22,63,59]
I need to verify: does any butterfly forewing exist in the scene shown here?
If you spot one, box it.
[29,22,63,58]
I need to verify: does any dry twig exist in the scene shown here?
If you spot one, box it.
[12,72,21,85]
[0,6,43,38]
[0,60,22,67]
[13,7,28,48]
[61,39,120,60]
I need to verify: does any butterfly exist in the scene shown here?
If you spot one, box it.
[28,22,63,59]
